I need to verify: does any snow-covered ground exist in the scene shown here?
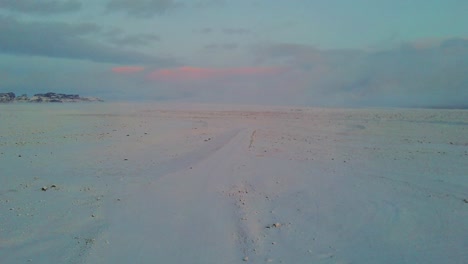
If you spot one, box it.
[1,103,467,264]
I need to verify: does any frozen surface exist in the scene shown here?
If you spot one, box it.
[0,103,467,263]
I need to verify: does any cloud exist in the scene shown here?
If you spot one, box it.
[439,38,468,55]
[106,0,181,17]
[112,33,160,47]
[197,27,251,35]
[222,28,251,35]
[204,43,238,50]
[254,43,330,70]
[255,39,468,108]
[199,27,213,34]
[104,29,161,47]
[112,66,145,73]
[147,66,286,81]
[193,0,226,8]
[0,0,81,14]
[0,16,177,65]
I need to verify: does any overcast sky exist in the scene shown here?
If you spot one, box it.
[1,0,467,107]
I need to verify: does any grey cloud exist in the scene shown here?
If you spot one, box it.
[104,29,161,47]
[439,38,468,54]
[198,27,251,35]
[106,0,181,17]
[204,43,238,50]
[112,34,161,47]
[200,27,213,34]
[0,0,81,14]
[222,28,251,35]
[354,40,468,108]
[254,43,326,69]
[0,16,176,65]
[257,40,468,108]
[193,0,226,8]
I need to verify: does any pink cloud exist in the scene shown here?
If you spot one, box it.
[146,66,286,81]
[112,66,145,73]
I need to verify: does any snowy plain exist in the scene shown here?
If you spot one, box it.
[0,103,467,264]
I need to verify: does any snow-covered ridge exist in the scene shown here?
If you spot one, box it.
[0,92,103,103]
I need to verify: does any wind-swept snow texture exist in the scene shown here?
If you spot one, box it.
[1,103,467,264]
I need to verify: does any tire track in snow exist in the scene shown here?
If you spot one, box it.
[249,130,257,149]
[85,128,256,263]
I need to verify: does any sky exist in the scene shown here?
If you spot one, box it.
[0,0,467,107]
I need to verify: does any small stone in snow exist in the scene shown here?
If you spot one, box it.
[273,223,281,228]
[243,256,249,261]
[41,186,48,191]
